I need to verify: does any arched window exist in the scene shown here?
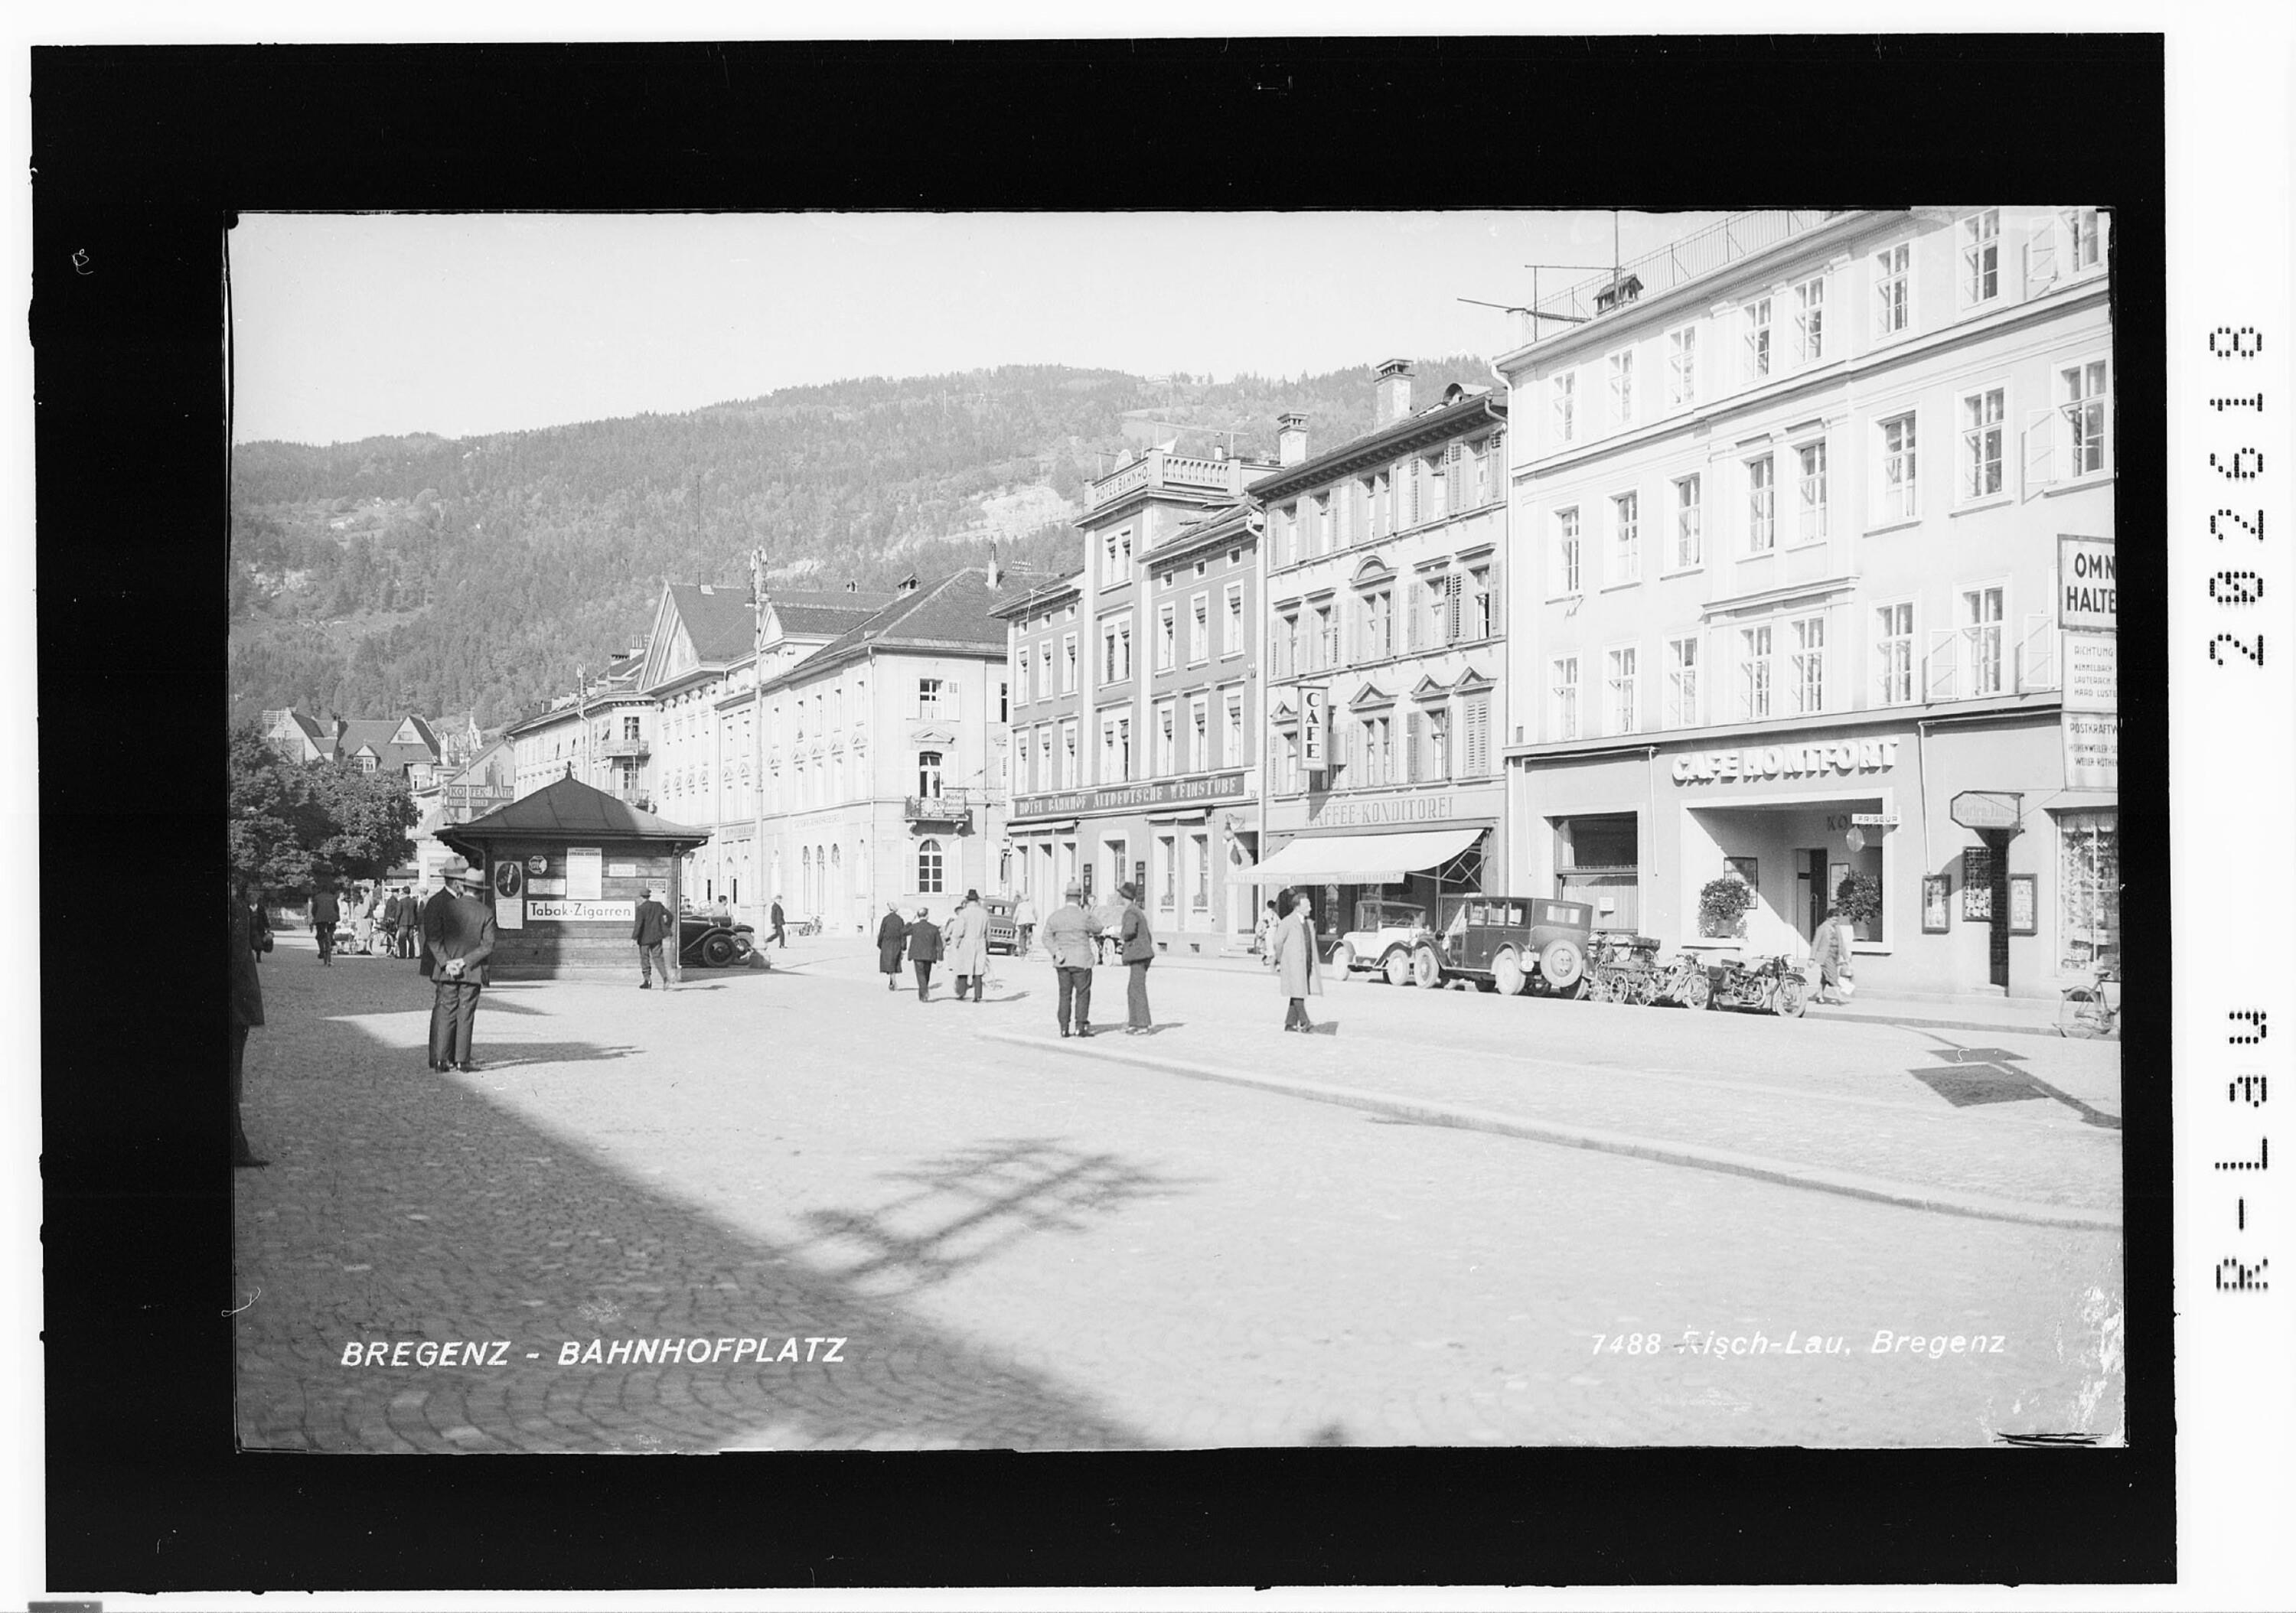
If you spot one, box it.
[917,750,944,799]
[801,847,811,909]
[916,837,944,894]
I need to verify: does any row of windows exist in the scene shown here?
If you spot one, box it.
[1541,585,2029,742]
[1546,360,2112,595]
[1270,691,1492,793]
[1017,584,1250,705]
[1267,432,1504,570]
[1017,687,1251,793]
[1545,210,2106,452]
[1273,562,1494,679]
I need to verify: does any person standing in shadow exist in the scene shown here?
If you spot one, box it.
[422,862,496,1073]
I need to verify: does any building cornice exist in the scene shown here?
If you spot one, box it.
[1502,691,2065,763]
[1250,396,1506,504]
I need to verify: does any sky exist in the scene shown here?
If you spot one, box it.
[228,210,1730,446]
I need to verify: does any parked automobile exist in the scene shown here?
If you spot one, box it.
[678,913,758,969]
[1331,894,1593,995]
[983,897,1019,956]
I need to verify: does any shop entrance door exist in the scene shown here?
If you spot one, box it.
[1797,849,1828,940]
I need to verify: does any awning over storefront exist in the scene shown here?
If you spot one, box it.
[1246,826,1482,885]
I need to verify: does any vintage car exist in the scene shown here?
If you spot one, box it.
[677,912,758,969]
[1329,894,1593,995]
[983,897,1020,955]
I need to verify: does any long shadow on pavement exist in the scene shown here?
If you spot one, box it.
[234,979,1153,1455]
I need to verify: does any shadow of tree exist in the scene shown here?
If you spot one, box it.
[793,1139,1209,1299]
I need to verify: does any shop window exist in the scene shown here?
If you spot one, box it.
[2057,810,2120,971]
[1556,813,1640,932]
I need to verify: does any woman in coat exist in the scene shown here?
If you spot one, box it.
[1270,887,1323,1032]
[1808,907,1854,1003]
[876,901,908,992]
[941,889,992,1003]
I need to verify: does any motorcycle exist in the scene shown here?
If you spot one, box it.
[1701,953,1808,1017]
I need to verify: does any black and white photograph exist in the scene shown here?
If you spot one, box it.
[219,203,2125,1455]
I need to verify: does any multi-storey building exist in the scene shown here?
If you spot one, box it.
[506,647,651,803]
[709,569,1011,933]
[1497,207,2115,998]
[1247,363,1512,943]
[995,446,1276,951]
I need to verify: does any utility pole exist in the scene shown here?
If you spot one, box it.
[574,665,588,788]
[749,546,768,927]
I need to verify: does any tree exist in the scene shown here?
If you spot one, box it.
[227,719,328,897]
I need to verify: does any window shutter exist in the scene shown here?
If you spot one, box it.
[1463,692,1489,777]
[1404,710,1423,782]
[2022,228,2058,299]
[1444,574,1463,642]
[1407,584,1425,650]
[2020,409,2056,500]
[1925,628,1958,701]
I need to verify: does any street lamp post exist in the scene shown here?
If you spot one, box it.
[750,547,768,928]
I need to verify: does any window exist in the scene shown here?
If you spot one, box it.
[1154,701,1176,774]
[1554,507,1582,595]
[2061,359,2111,476]
[1157,835,1176,908]
[1101,712,1132,780]
[2063,207,2103,275]
[1315,601,1339,669]
[1550,656,1580,741]
[1743,298,1773,382]
[1467,565,1492,639]
[1277,611,1301,679]
[1963,585,2004,696]
[1223,583,1244,656]
[1223,692,1244,769]
[1738,624,1773,720]
[1609,490,1640,583]
[1665,635,1701,728]
[1271,505,1293,567]
[1961,210,2001,305]
[1606,646,1639,735]
[1061,633,1078,693]
[1609,349,1636,428]
[1795,441,1829,541]
[1460,690,1491,777]
[1792,275,1825,363]
[1746,455,1776,552]
[1873,601,1914,705]
[997,680,1008,722]
[1314,492,1334,553]
[1191,833,1210,911]
[1553,370,1577,445]
[1874,243,1911,337]
[915,838,944,895]
[1016,645,1030,703]
[1059,721,1079,787]
[1358,586,1393,660]
[916,749,944,798]
[621,715,641,743]
[1274,730,1300,795]
[918,676,951,719]
[1156,603,1176,670]
[1035,727,1052,792]
[2057,809,2120,970]
[1877,413,1919,521]
[1672,475,1702,569]
[1358,714,1392,786]
[1035,640,1052,700]
[1189,696,1209,773]
[1468,437,1493,505]
[1961,387,2007,500]
[1789,615,1825,713]
[1425,705,1450,780]
[1189,593,1209,663]
[1667,325,1699,409]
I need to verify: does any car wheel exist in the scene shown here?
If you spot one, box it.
[1539,937,1584,992]
[701,934,736,968]
[1491,947,1527,996]
[1410,943,1443,989]
[1326,940,1354,977]
[1383,947,1413,988]
[1774,974,1808,1018]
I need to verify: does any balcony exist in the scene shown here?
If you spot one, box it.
[904,790,973,825]
[600,736,651,760]
[1087,448,1265,512]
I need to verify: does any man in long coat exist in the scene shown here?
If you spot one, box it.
[875,901,908,991]
[1271,889,1324,1033]
[632,886,673,989]
[422,864,496,1071]
[1040,881,1102,1038]
[941,889,991,1003]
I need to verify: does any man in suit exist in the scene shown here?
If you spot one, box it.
[380,886,404,959]
[632,886,673,990]
[309,882,340,966]
[905,906,943,1002]
[1040,881,1103,1038]
[422,862,496,1073]
[769,895,788,949]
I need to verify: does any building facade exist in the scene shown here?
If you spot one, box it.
[1497,207,2116,999]
[507,647,652,803]
[996,447,1275,952]
[1248,364,1512,945]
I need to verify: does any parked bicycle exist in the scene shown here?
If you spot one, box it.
[2056,949,2120,1039]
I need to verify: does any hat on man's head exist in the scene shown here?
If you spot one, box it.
[439,855,480,885]
[1063,881,1084,898]
[965,888,980,903]
[1117,881,1140,902]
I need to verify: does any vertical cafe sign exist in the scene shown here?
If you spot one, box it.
[2057,535,2117,790]
[1300,686,1327,777]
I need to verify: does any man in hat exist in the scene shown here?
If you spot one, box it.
[632,885,673,990]
[421,859,497,1072]
[941,888,990,1003]
[1039,880,1103,1038]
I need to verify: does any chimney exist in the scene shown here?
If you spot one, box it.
[987,542,1002,591]
[1277,412,1309,468]
[1373,358,1414,429]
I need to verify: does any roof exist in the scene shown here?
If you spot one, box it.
[444,775,712,848]
[1250,390,1508,504]
[761,569,1014,694]
[768,588,898,638]
[331,715,442,772]
[666,584,762,663]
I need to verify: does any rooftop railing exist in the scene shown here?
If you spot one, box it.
[1529,210,1849,338]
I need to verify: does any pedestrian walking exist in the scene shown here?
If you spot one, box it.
[905,907,943,1001]
[942,888,990,1002]
[229,877,271,1168]
[1809,907,1855,1004]
[397,887,419,957]
[1013,894,1039,956]
[421,861,496,1072]
[1041,881,1101,1038]
[769,894,788,949]
[632,886,673,989]
[309,882,340,966]
[1251,898,1279,956]
[1115,881,1154,1033]
[1272,887,1323,1032]
[876,901,908,991]
[380,886,405,959]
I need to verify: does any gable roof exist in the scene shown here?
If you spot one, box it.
[332,715,442,772]
[667,584,762,663]
[761,569,1016,693]
[767,587,897,640]
[443,775,711,849]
